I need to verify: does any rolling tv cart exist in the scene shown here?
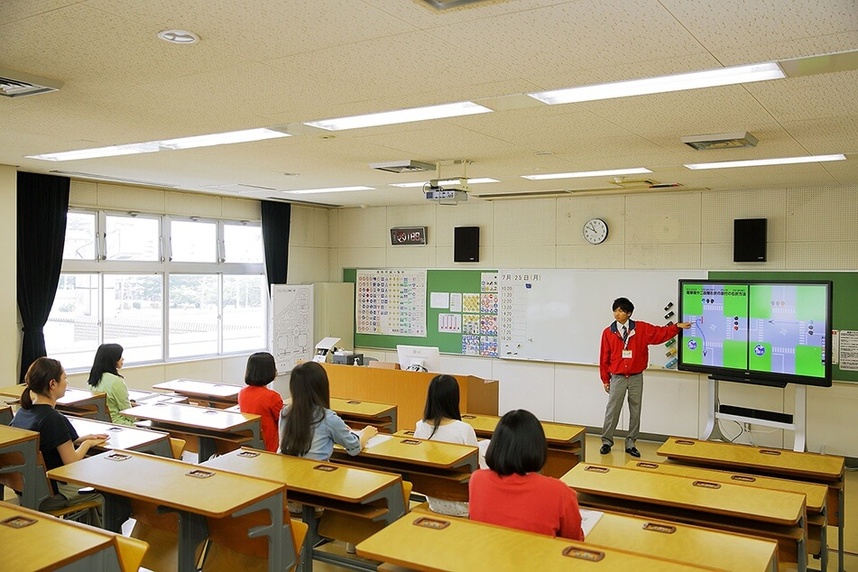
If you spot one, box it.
[702,377,807,452]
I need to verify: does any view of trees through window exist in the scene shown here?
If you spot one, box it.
[45,210,268,370]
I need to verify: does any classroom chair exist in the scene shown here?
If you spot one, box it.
[0,450,102,522]
[169,437,187,460]
[316,480,412,546]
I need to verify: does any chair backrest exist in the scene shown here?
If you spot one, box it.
[169,438,187,460]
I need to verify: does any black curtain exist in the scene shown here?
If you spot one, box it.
[17,172,70,382]
[260,200,291,292]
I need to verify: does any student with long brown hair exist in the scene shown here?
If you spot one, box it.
[279,361,376,461]
[11,357,108,527]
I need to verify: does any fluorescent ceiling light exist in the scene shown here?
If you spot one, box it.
[304,101,492,131]
[685,154,846,170]
[390,178,499,188]
[528,62,785,105]
[159,128,289,150]
[27,143,160,162]
[283,186,375,194]
[521,167,652,181]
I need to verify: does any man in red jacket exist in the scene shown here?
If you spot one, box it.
[599,297,690,457]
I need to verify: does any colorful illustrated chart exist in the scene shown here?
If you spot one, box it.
[356,269,426,337]
[463,271,498,357]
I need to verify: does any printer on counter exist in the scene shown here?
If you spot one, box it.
[332,350,364,366]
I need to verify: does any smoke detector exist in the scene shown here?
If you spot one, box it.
[370,160,435,173]
[0,67,63,98]
[681,132,758,150]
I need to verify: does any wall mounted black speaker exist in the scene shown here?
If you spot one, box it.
[454,226,480,262]
[733,218,767,262]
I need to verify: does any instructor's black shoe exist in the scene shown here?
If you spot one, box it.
[599,444,611,455]
[625,446,641,458]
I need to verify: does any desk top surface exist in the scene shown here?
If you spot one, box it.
[352,435,477,469]
[68,417,170,451]
[586,510,777,572]
[461,413,584,444]
[562,463,805,526]
[0,424,39,447]
[153,379,242,399]
[0,385,105,406]
[356,514,714,572]
[657,437,845,480]
[627,459,828,512]
[48,450,283,517]
[121,402,259,431]
[202,448,401,502]
[330,397,396,418]
[0,502,115,570]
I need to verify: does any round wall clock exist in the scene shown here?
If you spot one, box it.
[583,218,609,244]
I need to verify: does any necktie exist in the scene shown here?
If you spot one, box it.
[621,325,628,342]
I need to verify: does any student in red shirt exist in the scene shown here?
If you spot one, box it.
[469,409,584,541]
[238,352,284,452]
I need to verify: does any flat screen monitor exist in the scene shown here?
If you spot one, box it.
[396,345,441,373]
[677,280,832,387]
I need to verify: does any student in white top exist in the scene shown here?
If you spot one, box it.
[414,374,485,517]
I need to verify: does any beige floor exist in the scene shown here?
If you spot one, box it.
[314,434,857,571]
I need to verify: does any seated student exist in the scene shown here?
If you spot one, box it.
[12,357,108,527]
[468,409,584,541]
[86,343,134,426]
[238,352,284,452]
[279,361,377,461]
[414,374,482,517]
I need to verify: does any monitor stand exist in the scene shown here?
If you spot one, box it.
[702,377,807,452]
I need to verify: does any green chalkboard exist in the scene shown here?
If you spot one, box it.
[710,271,858,382]
[344,268,497,355]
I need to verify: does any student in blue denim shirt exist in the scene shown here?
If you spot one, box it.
[279,361,377,461]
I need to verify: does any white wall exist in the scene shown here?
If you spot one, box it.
[330,185,858,457]
[0,165,19,382]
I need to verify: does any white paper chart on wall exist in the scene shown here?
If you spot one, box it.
[498,269,706,365]
[270,284,314,374]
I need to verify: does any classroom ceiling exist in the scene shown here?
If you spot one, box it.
[2,0,857,208]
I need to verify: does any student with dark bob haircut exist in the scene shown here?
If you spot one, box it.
[469,409,584,541]
[238,352,284,452]
[413,374,481,516]
[279,361,376,461]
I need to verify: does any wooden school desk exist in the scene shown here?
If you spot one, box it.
[0,425,40,509]
[356,513,718,572]
[657,436,847,572]
[627,459,829,571]
[0,501,149,572]
[0,384,110,422]
[128,389,188,405]
[47,449,295,572]
[0,404,11,425]
[330,397,398,434]
[585,510,778,572]
[152,379,242,408]
[460,412,585,477]
[68,417,172,458]
[202,447,407,572]
[331,435,478,502]
[121,402,262,460]
[561,463,808,571]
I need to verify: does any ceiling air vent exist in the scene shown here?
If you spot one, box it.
[681,132,758,150]
[0,67,63,98]
[370,160,435,174]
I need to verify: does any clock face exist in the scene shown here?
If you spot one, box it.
[583,218,608,244]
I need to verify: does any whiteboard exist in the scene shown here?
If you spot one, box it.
[498,269,706,365]
[270,284,314,374]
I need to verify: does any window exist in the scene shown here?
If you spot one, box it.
[45,210,267,369]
